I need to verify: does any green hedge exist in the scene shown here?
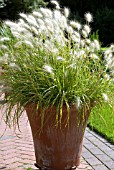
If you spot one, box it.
[0,0,44,21]
[58,0,114,13]
[57,0,114,46]
[93,7,114,46]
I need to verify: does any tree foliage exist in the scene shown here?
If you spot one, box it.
[0,0,45,21]
[57,0,114,46]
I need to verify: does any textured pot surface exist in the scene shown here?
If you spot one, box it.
[26,104,90,170]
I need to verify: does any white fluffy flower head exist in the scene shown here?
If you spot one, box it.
[81,30,88,38]
[64,7,70,18]
[56,56,65,61]
[110,44,114,50]
[24,40,34,48]
[51,0,60,9]
[70,21,81,30]
[0,37,10,42]
[102,93,108,101]
[33,11,43,18]
[43,65,53,74]
[83,25,91,34]
[84,12,93,23]
[19,13,27,19]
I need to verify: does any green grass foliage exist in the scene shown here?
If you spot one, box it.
[89,103,114,143]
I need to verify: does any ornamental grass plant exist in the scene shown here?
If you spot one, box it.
[0,0,114,126]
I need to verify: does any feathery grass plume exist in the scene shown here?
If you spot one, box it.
[81,30,88,38]
[33,11,43,18]
[54,9,62,21]
[5,20,18,28]
[83,25,91,34]
[19,22,31,31]
[14,41,23,48]
[18,18,25,25]
[80,40,85,48]
[66,26,73,35]
[84,12,93,23]
[89,53,99,60]
[93,40,100,50]
[0,1,113,127]
[86,39,91,45]
[25,15,38,27]
[104,74,110,81]
[50,0,60,9]
[31,26,39,35]
[71,34,80,43]
[0,45,8,50]
[110,44,114,50]
[70,21,81,31]
[44,9,53,18]
[43,65,53,74]
[74,31,80,38]
[102,93,109,101]
[64,7,70,18]
[23,40,34,48]
[9,63,21,70]
[0,37,10,42]
[104,45,114,77]
[40,8,50,17]
[37,18,44,26]
[19,13,27,19]
[56,56,65,61]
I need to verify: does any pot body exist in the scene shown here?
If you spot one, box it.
[26,104,90,170]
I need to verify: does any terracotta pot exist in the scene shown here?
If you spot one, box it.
[25,104,90,170]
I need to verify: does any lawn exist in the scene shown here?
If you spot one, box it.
[88,47,114,144]
[88,102,114,144]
